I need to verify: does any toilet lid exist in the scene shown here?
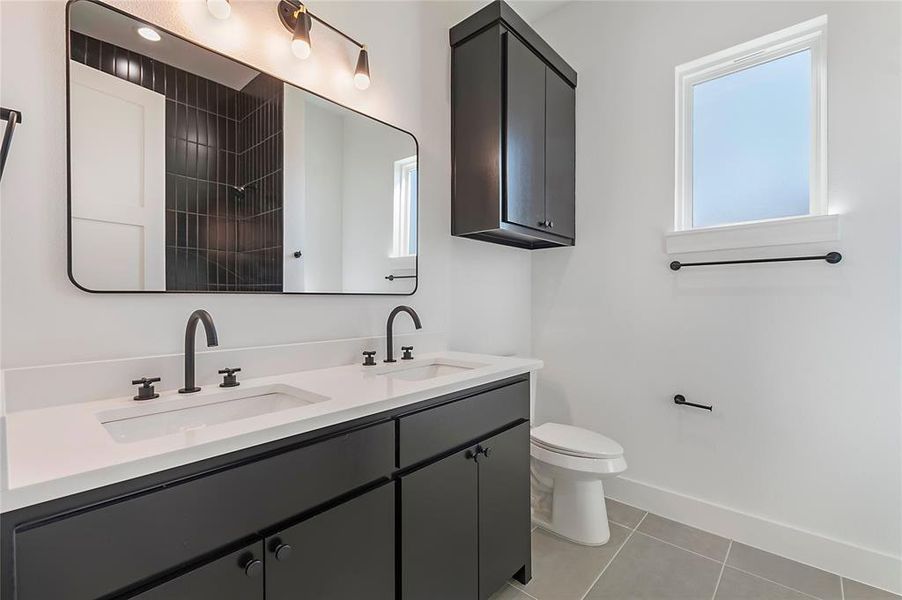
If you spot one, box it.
[530,423,624,459]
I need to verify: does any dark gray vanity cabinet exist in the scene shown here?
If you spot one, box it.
[451,1,577,249]
[265,483,395,600]
[2,375,532,600]
[399,382,531,600]
[131,542,265,600]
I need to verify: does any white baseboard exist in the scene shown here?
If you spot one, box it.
[604,475,902,595]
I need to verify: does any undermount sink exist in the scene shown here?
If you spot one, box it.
[381,358,486,382]
[98,384,328,443]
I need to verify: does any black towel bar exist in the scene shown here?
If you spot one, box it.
[670,251,841,271]
[674,395,712,411]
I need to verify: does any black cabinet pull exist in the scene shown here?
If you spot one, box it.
[243,558,263,578]
[274,543,293,561]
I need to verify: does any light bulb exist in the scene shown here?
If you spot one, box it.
[354,72,370,90]
[354,47,370,90]
[206,0,231,20]
[291,38,311,59]
[137,27,161,42]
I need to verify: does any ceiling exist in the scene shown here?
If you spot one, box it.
[69,1,259,90]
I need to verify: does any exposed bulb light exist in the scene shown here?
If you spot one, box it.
[291,6,312,59]
[137,27,161,42]
[354,46,370,90]
[207,0,231,20]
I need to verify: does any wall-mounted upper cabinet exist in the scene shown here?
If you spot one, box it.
[451,1,577,249]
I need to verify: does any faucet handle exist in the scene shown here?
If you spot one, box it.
[362,351,377,366]
[132,377,161,401]
[218,368,241,388]
[401,346,414,360]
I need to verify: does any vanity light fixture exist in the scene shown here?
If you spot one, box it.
[277,0,371,89]
[354,46,371,90]
[137,26,161,42]
[206,0,231,20]
[290,4,312,59]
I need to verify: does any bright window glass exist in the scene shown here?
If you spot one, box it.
[691,50,811,228]
[392,156,417,257]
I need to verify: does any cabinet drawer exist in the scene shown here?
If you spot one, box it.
[13,421,394,600]
[397,379,529,468]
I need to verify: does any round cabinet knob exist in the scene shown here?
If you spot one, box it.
[244,558,263,578]
[274,543,293,561]
[482,446,492,458]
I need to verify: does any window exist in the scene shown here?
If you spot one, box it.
[674,16,827,232]
[392,155,417,257]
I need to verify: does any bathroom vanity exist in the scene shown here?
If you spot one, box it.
[0,353,540,600]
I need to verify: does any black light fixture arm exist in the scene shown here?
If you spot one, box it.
[0,107,23,182]
[278,0,365,49]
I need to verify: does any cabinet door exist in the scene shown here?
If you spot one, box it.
[265,483,394,600]
[132,541,264,600]
[478,423,532,599]
[504,32,547,232]
[544,70,576,240]
[401,448,479,600]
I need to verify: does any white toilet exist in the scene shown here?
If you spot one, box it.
[530,422,627,546]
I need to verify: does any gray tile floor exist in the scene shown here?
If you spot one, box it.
[490,499,901,600]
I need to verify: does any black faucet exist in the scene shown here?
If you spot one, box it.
[385,305,422,363]
[179,309,219,393]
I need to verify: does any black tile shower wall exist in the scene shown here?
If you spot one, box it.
[236,73,284,292]
[69,32,284,292]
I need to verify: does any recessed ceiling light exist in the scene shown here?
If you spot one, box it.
[137,27,161,42]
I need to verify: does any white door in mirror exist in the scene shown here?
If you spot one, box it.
[70,61,166,291]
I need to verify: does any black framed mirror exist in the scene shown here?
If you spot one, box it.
[66,0,417,295]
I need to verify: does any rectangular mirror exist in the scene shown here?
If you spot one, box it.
[66,0,417,294]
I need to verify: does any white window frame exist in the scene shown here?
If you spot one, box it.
[671,16,831,248]
[392,155,417,258]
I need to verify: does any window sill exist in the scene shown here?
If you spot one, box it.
[665,214,840,254]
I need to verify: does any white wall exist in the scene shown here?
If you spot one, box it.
[0,0,534,369]
[531,0,901,589]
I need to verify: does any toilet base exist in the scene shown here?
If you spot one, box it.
[532,476,612,546]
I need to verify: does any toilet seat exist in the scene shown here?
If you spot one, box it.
[530,423,623,459]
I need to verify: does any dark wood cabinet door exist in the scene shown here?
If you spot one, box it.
[478,423,532,599]
[504,31,546,232]
[265,483,394,600]
[544,70,576,240]
[132,541,264,600]
[401,448,479,600]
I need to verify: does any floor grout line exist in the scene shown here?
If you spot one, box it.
[607,514,646,530]
[710,540,733,600]
[631,530,725,565]
[723,564,828,600]
[577,512,649,600]
[507,582,540,600]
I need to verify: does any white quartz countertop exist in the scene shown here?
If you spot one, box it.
[1,352,541,513]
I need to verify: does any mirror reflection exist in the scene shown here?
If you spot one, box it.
[67,0,417,294]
